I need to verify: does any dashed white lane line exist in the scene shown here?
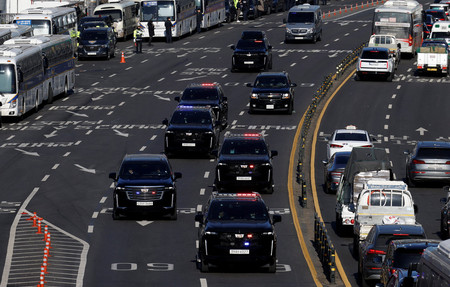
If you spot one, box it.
[63,152,70,157]
[52,164,59,170]
[386,148,390,154]
[204,172,210,178]
[386,115,390,120]
[232,120,237,125]
[86,130,93,135]
[396,85,401,89]
[388,104,392,109]
[384,125,389,130]
[200,278,208,287]
[92,212,99,219]
[185,62,193,66]
[92,82,99,86]
[6,135,14,140]
[392,94,397,99]
[118,102,125,106]
[384,136,389,142]
[88,225,94,233]
[140,146,146,151]
[197,205,202,212]
[125,67,132,70]
[42,175,50,182]
[107,111,114,115]
[200,188,205,195]
[99,197,107,204]
[158,78,165,82]
[109,74,116,78]
[150,135,157,140]
[291,63,296,67]
[239,111,244,116]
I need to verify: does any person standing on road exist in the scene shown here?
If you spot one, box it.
[196,8,203,33]
[147,19,155,46]
[242,0,249,21]
[133,25,143,53]
[236,0,241,22]
[165,17,173,43]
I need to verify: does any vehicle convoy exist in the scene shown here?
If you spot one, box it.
[335,147,393,235]
[416,44,448,76]
[367,34,401,66]
[356,47,396,81]
[353,180,418,249]
[195,192,281,273]
[109,154,182,220]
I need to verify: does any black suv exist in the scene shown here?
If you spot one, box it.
[440,186,450,239]
[174,83,228,128]
[213,133,278,193]
[163,106,222,156]
[246,71,297,114]
[230,37,273,72]
[109,154,182,220]
[78,27,116,60]
[195,192,281,272]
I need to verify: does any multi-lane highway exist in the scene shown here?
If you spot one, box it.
[1,1,448,286]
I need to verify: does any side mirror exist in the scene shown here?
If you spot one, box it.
[230,44,235,50]
[246,82,253,87]
[109,172,117,180]
[322,160,328,165]
[174,96,180,102]
[403,150,410,155]
[272,214,282,224]
[195,212,204,224]
[291,83,297,87]
[174,172,182,180]
[162,118,169,126]
[270,150,278,158]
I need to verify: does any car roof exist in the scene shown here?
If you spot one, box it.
[362,47,390,52]
[184,83,221,89]
[256,71,288,77]
[333,128,368,135]
[82,27,110,32]
[175,105,213,112]
[374,224,425,235]
[123,154,168,162]
[416,141,450,148]
[390,239,441,249]
[210,192,264,202]
[224,132,265,140]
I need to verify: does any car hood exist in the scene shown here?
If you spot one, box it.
[286,22,315,29]
[234,47,267,53]
[80,39,108,45]
[205,220,273,233]
[251,87,290,94]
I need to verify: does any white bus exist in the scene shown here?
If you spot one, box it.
[372,0,423,56]
[0,30,12,45]
[0,24,34,39]
[94,1,138,40]
[133,0,196,39]
[0,45,44,118]
[12,7,78,37]
[4,35,75,104]
[195,0,226,30]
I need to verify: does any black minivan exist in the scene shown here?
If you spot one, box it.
[78,26,116,60]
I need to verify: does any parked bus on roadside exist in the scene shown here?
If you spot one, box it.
[0,24,34,39]
[4,35,75,104]
[372,0,423,56]
[195,0,226,30]
[0,30,12,45]
[93,1,138,40]
[133,0,196,39]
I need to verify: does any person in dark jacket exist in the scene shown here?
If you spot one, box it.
[196,8,203,33]
[147,19,155,46]
[165,17,173,43]
[242,0,249,21]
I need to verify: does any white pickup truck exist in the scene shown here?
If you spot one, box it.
[416,45,448,76]
[368,34,401,66]
[353,180,417,250]
[356,47,396,81]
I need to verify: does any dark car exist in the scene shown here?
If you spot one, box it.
[322,151,351,194]
[358,224,427,286]
[79,21,109,33]
[78,27,116,60]
[78,15,114,29]
[425,8,447,22]
[246,71,297,114]
[109,154,182,220]
[195,192,281,272]
[404,141,450,186]
[174,83,228,128]
[440,186,450,238]
[241,30,266,40]
[213,133,278,193]
[230,37,273,72]
[162,106,222,156]
[380,239,441,286]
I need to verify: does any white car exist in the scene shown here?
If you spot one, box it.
[327,126,374,159]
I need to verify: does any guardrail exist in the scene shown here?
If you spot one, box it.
[314,212,336,283]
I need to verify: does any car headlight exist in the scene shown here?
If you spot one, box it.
[217,162,227,166]
[10,99,17,108]
[251,93,259,99]
[205,231,218,235]
[282,93,290,99]
[115,186,125,191]
[286,28,292,33]
[262,232,273,235]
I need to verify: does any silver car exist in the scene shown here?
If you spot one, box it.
[404,141,450,186]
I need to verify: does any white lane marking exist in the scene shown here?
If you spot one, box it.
[150,135,157,140]
[291,63,296,67]
[158,78,165,82]
[92,82,99,86]
[92,212,99,219]
[109,74,116,78]
[63,152,71,157]
[200,278,208,287]
[125,67,132,70]
[42,175,50,182]
[140,146,146,151]
[204,172,210,178]
[384,125,388,130]
[388,104,392,109]
[118,102,125,106]
[386,115,390,120]
[100,197,107,204]
[88,225,94,233]
[392,94,397,99]
[6,135,14,140]
[232,120,237,125]
[52,164,59,170]
[384,137,388,142]
[185,62,193,67]
[239,111,244,116]
[86,130,93,135]
[396,85,401,89]
[200,188,205,195]
[197,205,202,212]
[302,56,308,59]
[386,148,390,154]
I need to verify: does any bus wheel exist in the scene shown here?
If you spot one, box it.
[47,86,54,104]
[63,79,69,97]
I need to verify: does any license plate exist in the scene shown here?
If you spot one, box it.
[295,37,304,39]
[427,68,437,71]
[136,202,153,206]
[230,249,250,255]
[182,143,196,147]
[87,52,97,55]
[266,104,274,109]
[236,176,252,181]
[244,61,254,64]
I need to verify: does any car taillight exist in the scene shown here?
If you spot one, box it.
[361,145,373,148]
[412,159,426,164]
[409,35,413,46]
[390,268,396,274]
[249,164,255,169]
[367,249,386,255]
[446,161,450,164]
[330,144,343,148]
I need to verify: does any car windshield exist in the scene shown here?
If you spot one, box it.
[221,139,268,155]
[335,132,368,141]
[431,31,450,39]
[241,31,264,40]
[393,248,425,268]
[422,41,448,49]
[361,50,389,59]
[254,76,288,88]
[170,110,212,125]
[288,12,314,23]
[81,30,107,41]
[416,147,450,158]
[375,234,425,251]
[426,10,446,19]
[182,88,218,101]
[119,161,170,180]
[236,39,266,50]
[208,200,269,221]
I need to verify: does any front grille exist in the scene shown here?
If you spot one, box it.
[85,46,100,51]
[125,186,165,201]
[219,232,262,247]
[292,29,307,34]
[258,93,283,99]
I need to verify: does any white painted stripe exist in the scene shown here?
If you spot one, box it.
[392,94,396,99]
[232,120,237,125]
[197,205,202,212]
[385,148,390,154]
[109,74,116,78]
[204,172,209,178]
[150,135,157,140]
[171,71,177,75]
[388,104,392,109]
[6,135,14,140]
[107,111,113,115]
[200,278,207,287]
[158,78,165,82]
[92,212,99,219]
[384,137,388,142]
[36,115,43,120]
[118,102,125,106]
[141,59,149,63]
[86,130,93,135]
[140,146,146,151]
[200,188,205,195]
[100,197,107,204]
[396,85,401,89]
[92,82,99,86]
[52,164,59,170]
[290,63,296,67]
[185,62,192,66]
[42,175,50,182]
[63,152,71,157]
[88,225,94,233]
[239,111,244,116]
[384,125,388,129]
[386,115,390,119]
[125,67,132,71]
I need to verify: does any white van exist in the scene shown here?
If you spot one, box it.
[430,21,450,45]
[283,4,322,43]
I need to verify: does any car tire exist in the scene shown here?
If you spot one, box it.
[267,260,276,273]
[168,208,177,220]
[199,260,209,272]
[112,202,120,220]
[312,34,317,44]
[268,57,273,69]
[387,72,394,82]
[287,103,293,115]
[407,174,416,187]
[335,213,343,236]
[355,73,361,81]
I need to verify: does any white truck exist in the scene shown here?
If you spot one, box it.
[353,180,417,250]
[368,34,401,67]
[335,147,393,235]
[416,45,448,76]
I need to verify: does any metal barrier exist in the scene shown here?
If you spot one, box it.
[314,212,336,283]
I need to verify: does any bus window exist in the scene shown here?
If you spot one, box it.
[94,9,122,21]
[31,20,51,35]
[0,64,16,94]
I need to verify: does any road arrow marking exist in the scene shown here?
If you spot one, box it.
[328,53,338,58]
[113,129,129,137]
[44,130,58,138]
[137,220,153,226]
[74,164,96,174]
[416,127,428,136]
[92,95,104,101]
[176,75,208,81]
[67,111,89,117]
[153,94,171,101]
[14,148,39,157]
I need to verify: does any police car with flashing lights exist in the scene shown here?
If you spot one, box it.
[195,192,281,273]
[213,133,278,193]
[162,105,222,157]
[174,83,228,128]
[326,125,374,159]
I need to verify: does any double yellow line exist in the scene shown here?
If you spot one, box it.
[288,70,355,287]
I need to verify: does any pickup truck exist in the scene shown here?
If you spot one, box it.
[416,45,448,76]
[353,180,417,252]
[356,47,396,81]
[335,147,393,235]
[368,34,401,66]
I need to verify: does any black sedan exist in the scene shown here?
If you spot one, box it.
[322,151,351,193]
[230,38,273,72]
[246,71,296,114]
